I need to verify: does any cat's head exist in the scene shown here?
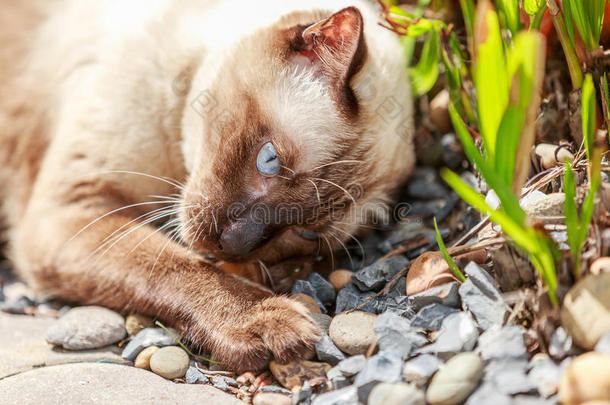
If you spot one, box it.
[179,6,413,263]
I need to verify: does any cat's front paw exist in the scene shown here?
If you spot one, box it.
[210,296,321,371]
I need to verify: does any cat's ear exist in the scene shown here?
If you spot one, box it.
[294,7,367,89]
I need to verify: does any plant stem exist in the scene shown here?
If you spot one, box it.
[547,0,583,88]
[529,4,548,31]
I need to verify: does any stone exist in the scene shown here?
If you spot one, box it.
[149,346,189,379]
[374,311,425,358]
[406,252,455,296]
[291,280,326,312]
[253,393,291,405]
[307,272,336,304]
[1,295,36,315]
[336,355,366,377]
[403,354,441,387]
[411,303,459,331]
[595,330,610,353]
[407,169,448,200]
[549,326,580,359]
[485,359,536,395]
[561,273,610,350]
[441,133,464,170]
[259,385,292,395]
[477,326,527,361]
[0,312,123,379]
[269,360,331,391]
[328,270,353,291]
[465,383,513,405]
[351,255,408,292]
[430,89,452,133]
[329,311,377,355]
[185,364,210,384]
[559,352,610,405]
[292,381,313,404]
[0,363,242,404]
[429,312,478,358]
[310,313,332,335]
[528,354,562,398]
[368,382,425,405]
[426,352,484,405]
[125,314,154,336]
[134,345,159,369]
[311,385,358,405]
[353,351,403,387]
[459,262,509,330]
[44,306,126,350]
[315,335,345,366]
[334,283,375,314]
[590,256,610,275]
[521,192,565,217]
[121,327,178,360]
[384,295,417,318]
[535,144,573,170]
[409,282,460,311]
[291,293,323,314]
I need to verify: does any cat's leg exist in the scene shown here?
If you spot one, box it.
[12,182,320,371]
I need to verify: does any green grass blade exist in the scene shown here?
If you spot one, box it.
[434,217,466,282]
[495,0,521,35]
[494,106,525,187]
[410,30,441,96]
[582,74,596,163]
[563,161,582,259]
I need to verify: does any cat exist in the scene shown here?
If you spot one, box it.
[0,0,414,371]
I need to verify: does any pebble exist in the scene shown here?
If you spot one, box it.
[465,383,512,405]
[407,169,448,200]
[535,143,574,169]
[44,306,126,350]
[1,295,36,315]
[411,303,459,331]
[521,192,565,216]
[430,89,452,133]
[595,330,610,353]
[253,392,291,405]
[403,354,441,387]
[121,327,178,360]
[528,355,562,398]
[406,252,455,296]
[549,326,579,359]
[307,272,336,304]
[353,351,403,387]
[149,346,189,379]
[211,375,230,392]
[336,354,366,377]
[477,325,527,361]
[185,364,210,384]
[291,293,323,314]
[374,311,425,358]
[409,282,460,310]
[559,352,610,405]
[458,262,509,330]
[329,311,377,355]
[259,385,292,395]
[291,280,326,312]
[485,359,536,395]
[352,255,408,292]
[134,345,159,369]
[440,133,464,170]
[310,313,332,335]
[125,314,154,336]
[315,335,345,366]
[328,270,353,291]
[311,385,357,405]
[561,273,610,349]
[369,382,425,405]
[269,360,330,391]
[590,256,610,275]
[428,312,479,358]
[426,352,484,405]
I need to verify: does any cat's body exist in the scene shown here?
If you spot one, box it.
[0,0,413,370]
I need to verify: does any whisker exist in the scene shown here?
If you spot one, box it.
[321,235,335,272]
[258,260,276,291]
[309,160,363,172]
[329,224,365,268]
[310,177,355,202]
[98,170,185,191]
[306,179,321,204]
[128,218,181,255]
[329,232,354,270]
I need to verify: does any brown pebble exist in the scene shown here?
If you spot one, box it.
[269,360,331,390]
[328,270,353,291]
[290,293,321,314]
[149,346,189,379]
[590,257,610,275]
[429,89,452,134]
[134,345,159,370]
[125,313,154,336]
[559,352,610,405]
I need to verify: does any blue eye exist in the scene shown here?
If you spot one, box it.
[256,142,281,176]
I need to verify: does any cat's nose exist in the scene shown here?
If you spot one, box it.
[219,219,267,257]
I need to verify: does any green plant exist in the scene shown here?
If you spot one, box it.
[563,74,603,280]
[563,0,605,52]
[434,217,466,282]
[441,2,559,305]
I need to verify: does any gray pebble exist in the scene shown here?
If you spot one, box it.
[354,351,402,387]
[595,330,610,353]
[121,327,178,360]
[485,359,536,395]
[351,256,408,292]
[411,303,459,331]
[44,306,126,350]
[315,335,346,366]
[549,326,580,359]
[291,280,326,313]
[311,385,357,405]
[403,354,441,387]
[310,313,332,335]
[425,312,479,358]
[477,325,527,361]
[307,272,336,304]
[409,282,460,311]
[465,382,512,405]
[459,263,509,330]
[374,312,415,358]
[260,385,293,395]
[336,355,366,377]
[528,355,562,398]
[185,365,210,384]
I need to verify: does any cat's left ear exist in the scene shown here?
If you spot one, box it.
[294,7,367,90]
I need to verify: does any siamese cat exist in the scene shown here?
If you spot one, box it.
[0,0,414,370]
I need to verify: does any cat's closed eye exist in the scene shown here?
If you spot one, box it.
[256,141,281,176]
